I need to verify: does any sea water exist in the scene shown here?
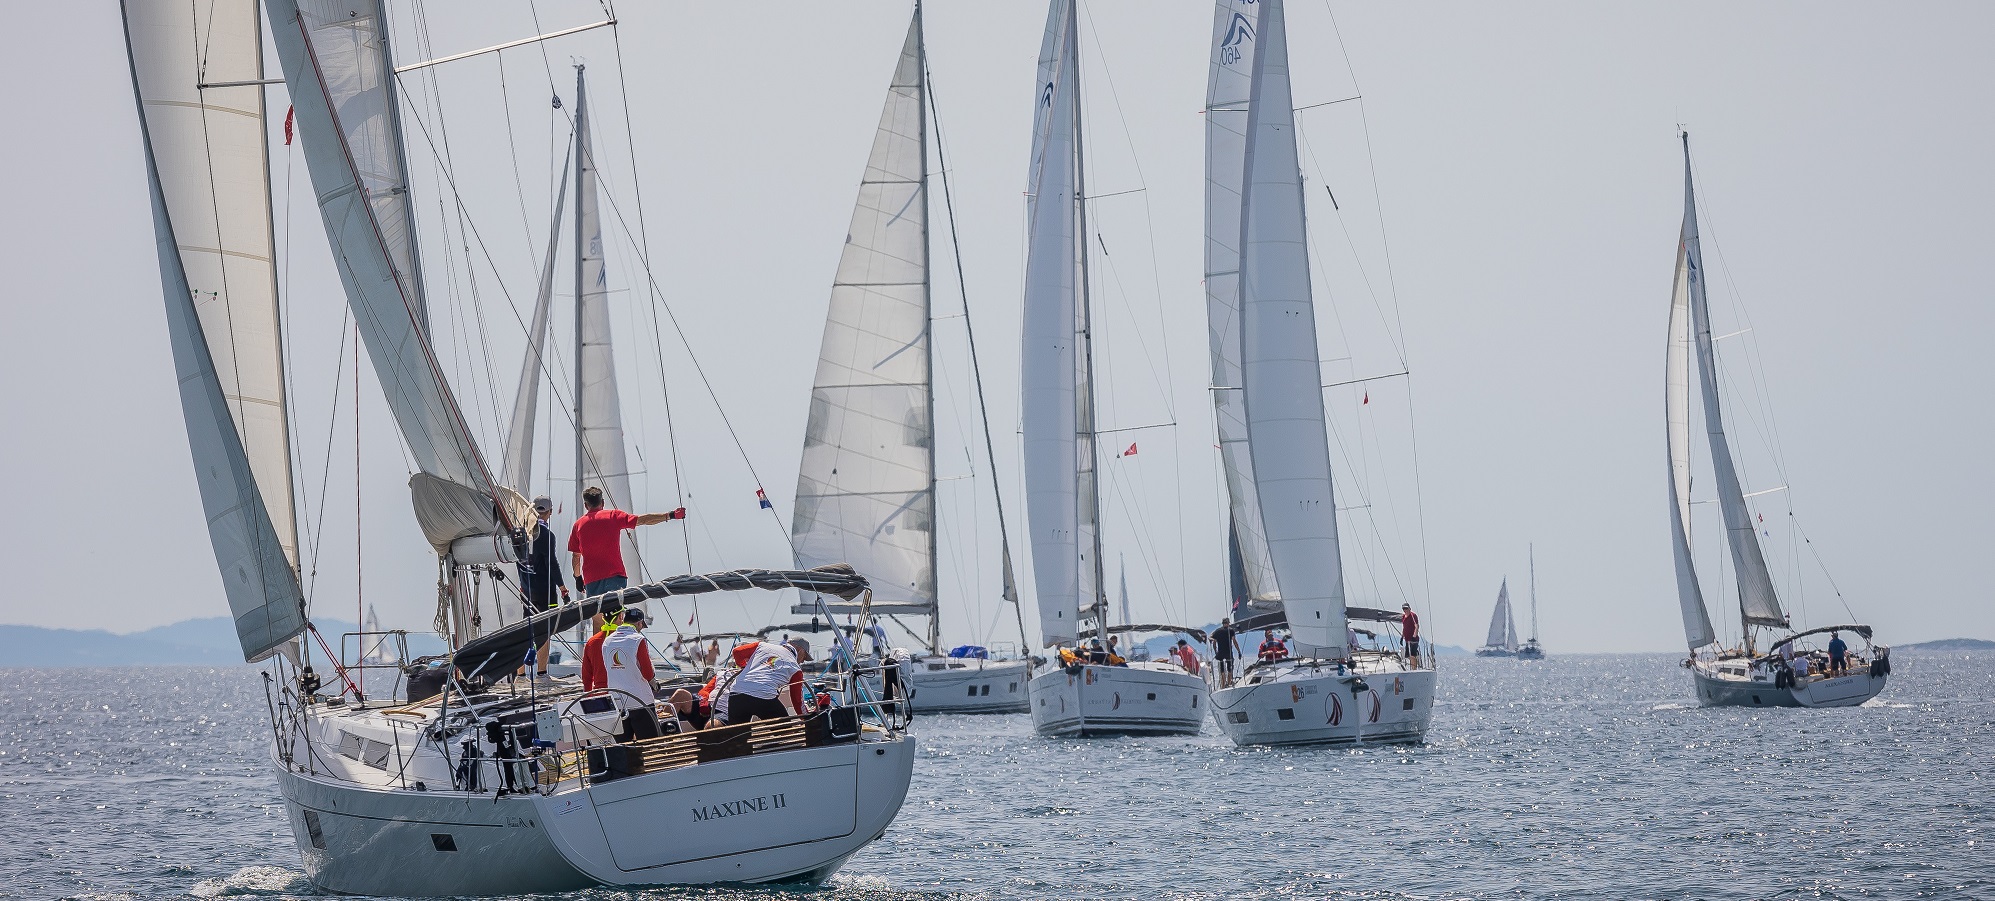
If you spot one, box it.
[2,653,1988,900]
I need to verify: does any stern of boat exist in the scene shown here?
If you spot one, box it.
[1211,658,1434,747]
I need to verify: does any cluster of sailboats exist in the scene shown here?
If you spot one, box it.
[124,0,1888,894]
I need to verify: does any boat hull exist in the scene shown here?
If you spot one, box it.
[279,768,592,896]
[1211,662,1434,747]
[1028,663,1207,737]
[1690,664,1886,708]
[906,657,1033,714]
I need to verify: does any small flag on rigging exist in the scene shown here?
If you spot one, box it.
[283,106,295,145]
[1120,442,1138,457]
[1362,390,1369,405]
[756,488,773,509]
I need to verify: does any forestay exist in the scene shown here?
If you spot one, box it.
[571,70,641,579]
[1680,138,1785,629]
[1233,0,1346,658]
[1665,136,1717,650]
[268,0,506,550]
[791,15,937,615]
[123,0,305,661]
[1020,0,1089,648]
[1205,0,1281,609]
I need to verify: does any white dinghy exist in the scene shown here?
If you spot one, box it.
[787,6,1033,714]
[1020,0,1207,738]
[1662,133,1889,708]
[1198,0,1434,748]
[124,1,914,893]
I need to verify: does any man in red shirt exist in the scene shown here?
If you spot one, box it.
[567,486,685,596]
[1400,602,1422,666]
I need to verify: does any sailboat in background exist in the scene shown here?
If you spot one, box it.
[1664,133,1888,708]
[1021,0,1208,738]
[126,1,912,892]
[1474,580,1519,657]
[788,5,1033,715]
[1199,0,1433,748]
[1516,547,1545,659]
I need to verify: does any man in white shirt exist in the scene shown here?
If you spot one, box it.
[726,640,805,724]
[598,608,661,741]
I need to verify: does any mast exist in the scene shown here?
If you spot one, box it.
[1069,0,1107,630]
[916,7,940,656]
[1529,544,1539,643]
[572,64,587,523]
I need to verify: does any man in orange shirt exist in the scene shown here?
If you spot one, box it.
[567,486,685,596]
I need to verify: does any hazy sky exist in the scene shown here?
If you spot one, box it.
[2,2,1990,654]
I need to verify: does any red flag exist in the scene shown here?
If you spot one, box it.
[687,611,696,626]
[1121,442,1138,457]
[1362,391,1369,405]
[283,106,295,145]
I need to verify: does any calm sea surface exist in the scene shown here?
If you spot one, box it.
[2,653,1989,900]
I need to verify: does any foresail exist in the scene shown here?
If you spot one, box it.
[269,0,504,551]
[791,14,936,614]
[1020,0,1083,647]
[500,155,570,493]
[1666,142,1716,649]
[1484,580,1511,649]
[1205,0,1280,609]
[124,0,305,661]
[1235,0,1346,658]
[1681,139,1785,628]
[572,71,641,579]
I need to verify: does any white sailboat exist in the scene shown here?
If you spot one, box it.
[1664,133,1889,708]
[1474,579,1519,657]
[1515,547,1545,659]
[125,1,912,894]
[1201,0,1435,748]
[788,5,1033,715]
[1021,0,1208,738]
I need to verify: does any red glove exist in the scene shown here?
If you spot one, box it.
[672,507,688,520]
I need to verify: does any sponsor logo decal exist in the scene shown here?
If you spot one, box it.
[1219,10,1255,66]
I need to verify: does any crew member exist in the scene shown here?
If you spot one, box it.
[1174,638,1201,675]
[1400,603,1422,666]
[568,485,685,597]
[1257,629,1288,664]
[1827,632,1849,675]
[666,688,709,731]
[516,496,570,680]
[1211,617,1240,688]
[725,640,806,724]
[600,608,660,741]
[581,610,621,692]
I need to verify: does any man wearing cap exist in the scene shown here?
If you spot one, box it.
[516,496,570,681]
[567,486,686,597]
[599,608,663,741]
[1400,603,1422,667]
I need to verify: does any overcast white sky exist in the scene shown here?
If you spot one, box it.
[1,2,1990,653]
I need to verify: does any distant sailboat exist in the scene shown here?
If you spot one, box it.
[787,6,1033,714]
[1200,0,1435,748]
[1474,580,1519,658]
[1665,133,1888,708]
[1515,547,1544,659]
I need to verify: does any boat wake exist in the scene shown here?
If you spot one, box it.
[1649,702,1692,711]
[188,866,308,898]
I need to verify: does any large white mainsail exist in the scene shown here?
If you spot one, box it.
[1020,0,1089,648]
[1680,137,1785,630]
[1665,137,1718,650]
[791,16,937,615]
[1231,0,1346,658]
[268,0,513,553]
[123,0,305,662]
[1205,0,1281,610]
[570,68,641,580]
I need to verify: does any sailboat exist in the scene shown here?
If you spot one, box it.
[1664,133,1889,708]
[788,4,1034,715]
[124,1,911,893]
[1201,0,1435,748]
[1474,580,1519,657]
[1021,0,1209,738]
[1515,547,1545,659]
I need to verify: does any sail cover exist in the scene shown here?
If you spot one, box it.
[123,0,305,661]
[1680,138,1786,628]
[1020,0,1086,648]
[268,0,504,547]
[570,70,642,579]
[1483,580,1513,650]
[1232,0,1346,658]
[1665,137,1717,649]
[1205,0,1282,610]
[791,15,937,615]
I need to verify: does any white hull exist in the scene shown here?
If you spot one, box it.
[906,657,1033,714]
[1028,663,1207,737]
[1690,661,1886,708]
[1211,657,1434,747]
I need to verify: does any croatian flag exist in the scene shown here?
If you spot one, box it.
[756,488,773,509]
[1120,443,1138,457]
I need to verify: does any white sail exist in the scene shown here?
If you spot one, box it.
[1680,138,1785,629]
[1020,0,1086,648]
[570,69,641,579]
[1234,0,1345,658]
[123,0,305,662]
[269,0,508,552]
[1205,0,1282,610]
[1665,138,1717,649]
[500,156,569,493]
[791,15,936,615]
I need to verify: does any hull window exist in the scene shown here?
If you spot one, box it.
[1276,708,1296,721]
[1227,711,1249,724]
[303,810,326,850]
[431,834,457,852]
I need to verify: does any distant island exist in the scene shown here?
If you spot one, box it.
[0,616,447,667]
[1894,638,1995,652]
